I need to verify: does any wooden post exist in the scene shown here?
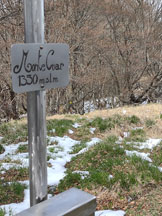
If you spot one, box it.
[24,0,47,206]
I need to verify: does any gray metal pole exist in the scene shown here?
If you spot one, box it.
[24,0,47,206]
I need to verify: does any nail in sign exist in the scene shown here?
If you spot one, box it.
[11,43,69,93]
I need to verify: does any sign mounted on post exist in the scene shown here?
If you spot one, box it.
[11,43,69,93]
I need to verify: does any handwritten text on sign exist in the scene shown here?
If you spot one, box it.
[11,43,69,93]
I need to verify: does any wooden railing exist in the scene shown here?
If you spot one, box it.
[15,188,96,216]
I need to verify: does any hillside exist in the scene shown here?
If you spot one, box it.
[0,103,162,215]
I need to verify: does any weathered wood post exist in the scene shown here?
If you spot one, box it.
[11,0,69,208]
[24,0,47,206]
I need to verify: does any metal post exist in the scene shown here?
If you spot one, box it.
[24,0,47,206]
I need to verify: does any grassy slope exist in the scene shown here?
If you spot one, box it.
[50,103,162,215]
[0,103,162,215]
[54,103,162,215]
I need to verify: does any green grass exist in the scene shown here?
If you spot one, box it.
[88,117,115,132]
[0,144,5,154]
[125,128,146,142]
[74,120,91,139]
[84,115,141,135]
[58,136,128,191]
[0,208,5,216]
[0,122,27,144]
[0,208,13,216]
[129,155,162,183]
[16,144,28,153]
[48,147,55,153]
[70,140,88,154]
[47,119,74,137]
[126,115,140,124]
[122,140,139,151]
[47,154,51,161]
[145,119,156,128]
[0,157,22,165]
[149,141,162,166]
[57,134,162,193]
[0,167,29,182]
[160,113,162,119]
[0,182,27,205]
[48,146,64,154]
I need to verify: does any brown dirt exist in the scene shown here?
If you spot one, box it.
[85,183,162,216]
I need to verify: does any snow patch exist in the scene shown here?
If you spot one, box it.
[68,129,74,134]
[72,123,81,128]
[73,171,89,179]
[137,138,161,150]
[90,127,96,134]
[95,210,125,216]
[125,150,152,162]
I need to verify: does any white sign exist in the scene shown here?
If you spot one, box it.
[11,43,69,93]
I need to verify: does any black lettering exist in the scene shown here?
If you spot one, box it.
[13,50,28,74]
[40,64,45,71]
[18,75,27,86]
[46,50,55,70]
[32,64,39,71]
[46,77,49,83]
[53,77,58,82]
[33,74,38,84]
[26,75,33,85]
[60,63,64,70]
[38,49,42,70]
[39,79,45,84]
[55,64,60,70]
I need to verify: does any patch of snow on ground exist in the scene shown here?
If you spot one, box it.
[90,127,96,134]
[95,210,125,216]
[68,129,74,134]
[108,175,113,180]
[122,109,126,115]
[0,163,21,171]
[50,129,55,133]
[73,171,89,179]
[0,142,26,160]
[158,166,162,172]
[76,138,102,155]
[123,132,130,138]
[125,150,152,162]
[72,123,81,128]
[137,138,161,150]
[47,136,80,185]
[132,127,144,130]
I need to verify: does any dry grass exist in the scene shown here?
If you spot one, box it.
[13,103,162,121]
[12,103,162,139]
[83,103,162,139]
[84,103,162,120]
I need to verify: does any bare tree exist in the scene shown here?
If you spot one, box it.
[99,0,162,104]
[0,0,24,120]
